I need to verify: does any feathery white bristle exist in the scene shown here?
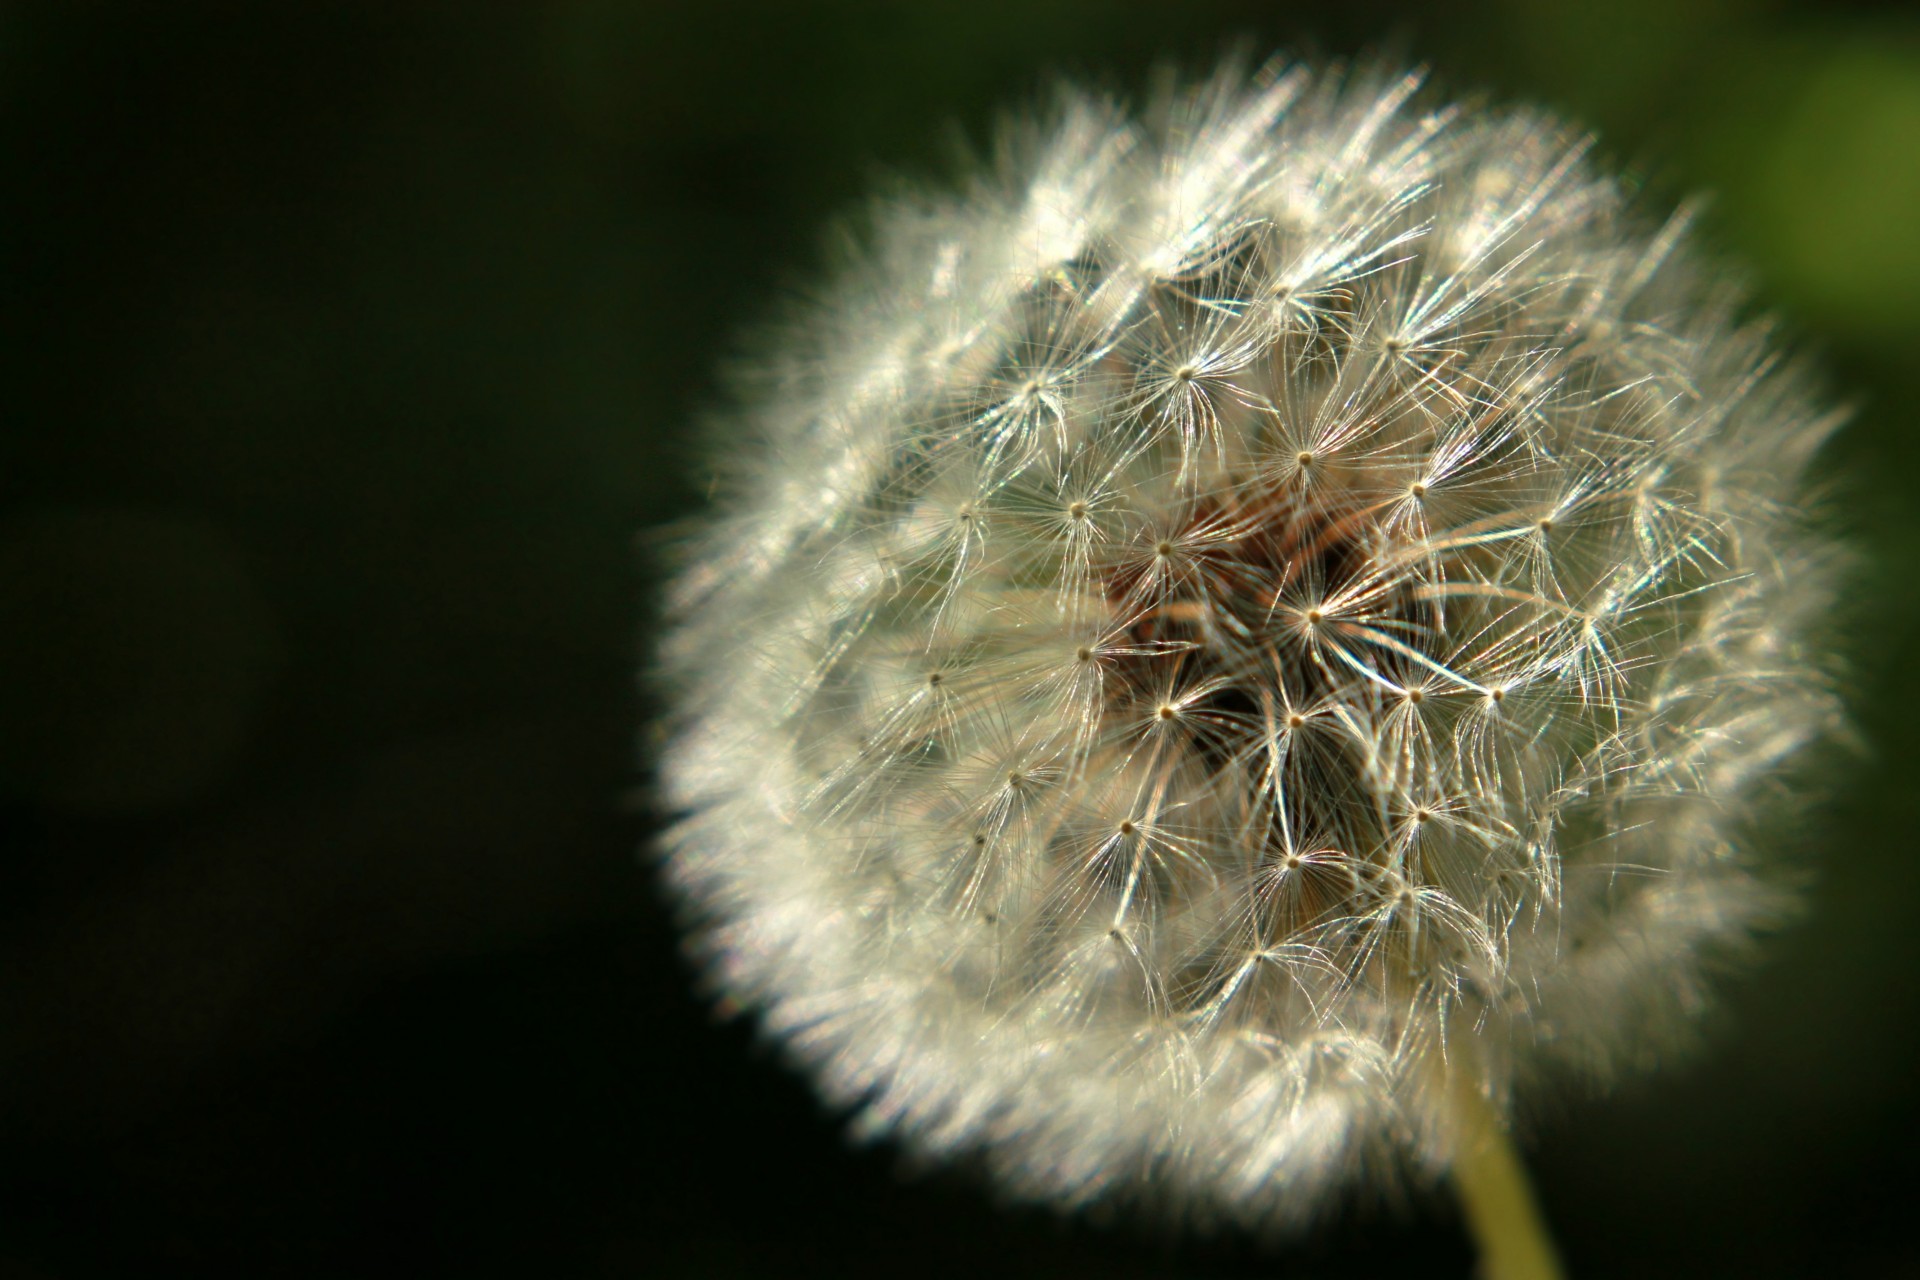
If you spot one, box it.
[659,56,1842,1228]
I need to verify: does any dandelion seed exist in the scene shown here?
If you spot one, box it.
[658,54,1843,1272]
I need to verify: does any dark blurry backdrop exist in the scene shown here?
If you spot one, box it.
[2,3,1917,1277]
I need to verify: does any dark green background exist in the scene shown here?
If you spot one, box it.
[2,3,1916,1276]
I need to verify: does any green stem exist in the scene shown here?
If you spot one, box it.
[1447,1069,1565,1280]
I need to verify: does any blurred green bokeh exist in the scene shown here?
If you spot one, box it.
[2,4,1916,1278]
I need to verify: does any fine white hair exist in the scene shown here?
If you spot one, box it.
[658,56,1842,1229]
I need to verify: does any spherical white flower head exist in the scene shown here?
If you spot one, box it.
[660,59,1842,1227]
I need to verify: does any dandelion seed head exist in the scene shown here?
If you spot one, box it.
[659,56,1843,1227]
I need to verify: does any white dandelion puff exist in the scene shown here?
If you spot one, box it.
[656,55,1844,1268]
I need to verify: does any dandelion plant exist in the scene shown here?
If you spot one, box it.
[657,56,1842,1276]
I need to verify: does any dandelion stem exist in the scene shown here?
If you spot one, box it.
[1447,1068,1564,1280]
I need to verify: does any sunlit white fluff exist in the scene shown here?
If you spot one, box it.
[658,57,1843,1227]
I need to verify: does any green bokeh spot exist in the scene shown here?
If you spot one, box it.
[1755,41,1920,338]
